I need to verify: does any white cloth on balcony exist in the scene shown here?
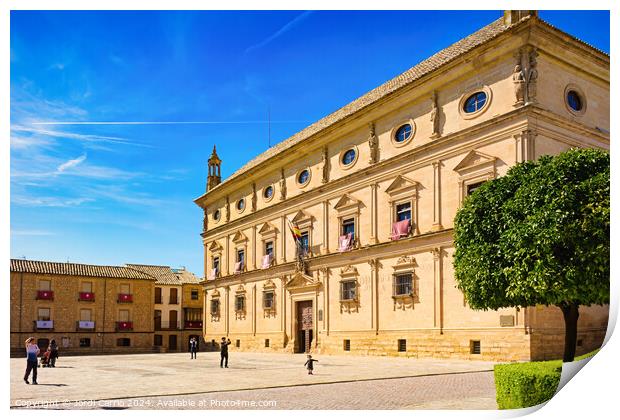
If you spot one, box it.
[338,232,353,252]
[208,268,218,280]
[78,321,95,329]
[234,261,244,273]
[36,320,53,329]
[261,254,273,269]
[391,218,411,240]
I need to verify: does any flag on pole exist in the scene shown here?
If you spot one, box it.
[287,219,302,244]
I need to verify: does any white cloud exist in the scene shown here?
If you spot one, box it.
[245,11,313,54]
[11,230,55,236]
[57,154,87,173]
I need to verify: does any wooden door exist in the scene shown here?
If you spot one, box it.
[296,301,313,353]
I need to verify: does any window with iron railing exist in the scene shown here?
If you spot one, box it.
[210,299,220,315]
[393,273,413,297]
[263,291,275,309]
[235,295,246,312]
[340,280,357,301]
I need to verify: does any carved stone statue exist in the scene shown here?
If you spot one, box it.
[430,92,440,137]
[279,168,287,200]
[321,146,329,183]
[251,183,257,212]
[225,196,230,222]
[203,210,208,231]
[368,122,378,164]
[526,50,538,103]
[513,64,525,105]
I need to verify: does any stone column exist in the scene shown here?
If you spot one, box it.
[225,286,230,336]
[321,268,330,336]
[514,129,536,163]
[431,247,443,334]
[322,200,329,253]
[431,161,443,231]
[280,276,287,335]
[251,226,257,270]
[369,184,378,244]
[280,216,287,263]
[252,284,257,336]
[369,259,379,334]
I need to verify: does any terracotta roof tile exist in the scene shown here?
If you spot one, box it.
[10,259,155,280]
[125,264,182,285]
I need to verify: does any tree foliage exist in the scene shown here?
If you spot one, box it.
[454,148,610,311]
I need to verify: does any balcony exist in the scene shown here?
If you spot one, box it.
[155,320,181,330]
[36,290,54,300]
[116,321,133,331]
[79,292,95,301]
[76,321,96,331]
[117,293,133,303]
[184,320,203,329]
[33,320,54,331]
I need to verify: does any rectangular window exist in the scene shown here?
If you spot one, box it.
[237,249,245,264]
[169,288,178,304]
[342,218,355,241]
[81,282,92,293]
[116,338,131,347]
[39,280,51,291]
[79,338,91,348]
[38,308,51,321]
[80,309,92,321]
[396,202,412,221]
[467,181,485,196]
[185,307,202,321]
[235,295,246,312]
[340,280,357,301]
[210,299,220,315]
[470,340,481,355]
[154,335,163,346]
[265,241,274,257]
[343,339,351,351]
[120,284,130,294]
[263,291,274,309]
[119,309,130,322]
[191,289,199,300]
[300,231,309,253]
[155,287,162,304]
[393,273,413,297]
[213,256,220,274]
[398,339,407,352]
[265,339,270,348]
[235,339,240,348]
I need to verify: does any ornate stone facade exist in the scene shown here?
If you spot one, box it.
[195,12,609,361]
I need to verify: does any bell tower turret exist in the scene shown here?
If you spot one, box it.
[207,145,222,191]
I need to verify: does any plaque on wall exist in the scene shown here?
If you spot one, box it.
[500,315,515,327]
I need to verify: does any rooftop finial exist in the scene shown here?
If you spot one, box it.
[207,144,222,191]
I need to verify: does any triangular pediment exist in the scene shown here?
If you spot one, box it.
[333,194,362,212]
[208,241,223,252]
[453,150,497,173]
[292,210,312,224]
[231,231,248,244]
[286,272,320,290]
[258,222,278,236]
[385,175,418,196]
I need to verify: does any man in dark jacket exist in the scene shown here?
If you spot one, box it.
[189,338,198,359]
[220,337,231,368]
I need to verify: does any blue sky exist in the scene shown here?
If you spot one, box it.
[10,10,610,276]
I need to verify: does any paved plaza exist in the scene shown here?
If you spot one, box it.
[11,351,497,410]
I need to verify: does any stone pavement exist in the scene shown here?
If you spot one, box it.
[10,352,497,410]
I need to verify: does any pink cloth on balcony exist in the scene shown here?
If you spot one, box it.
[338,233,353,252]
[261,254,273,269]
[208,268,218,280]
[234,261,244,273]
[391,219,411,240]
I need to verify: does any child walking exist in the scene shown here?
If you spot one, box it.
[304,354,318,375]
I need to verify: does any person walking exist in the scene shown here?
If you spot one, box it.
[48,339,59,367]
[189,338,198,359]
[24,337,40,384]
[220,337,231,368]
[304,354,318,375]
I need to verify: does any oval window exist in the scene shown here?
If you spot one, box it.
[395,124,413,143]
[298,169,310,185]
[213,209,221,221]
[342,149,356,165]
[567,90,583,112]
[463,92,487,113]
[263,185,273,199]
[236,199,245,211]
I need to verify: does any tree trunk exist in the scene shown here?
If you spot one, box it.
[559,303,580,362]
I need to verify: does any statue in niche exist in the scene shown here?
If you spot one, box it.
[225,196,230,222]
[251,183,257,212]
[203,210,208,231]
[368,122,378,164]
[321,146,329,183]
[513,63,525,106]
[526,50,538,103]
[279,168,287,200]
[430,91,440,137]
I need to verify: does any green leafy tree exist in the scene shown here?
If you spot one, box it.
[454,148,609,362]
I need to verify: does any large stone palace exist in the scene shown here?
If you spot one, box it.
[196,11,609,361]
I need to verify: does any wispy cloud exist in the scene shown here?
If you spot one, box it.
[11,125,153,148]
[11,229,56,236]
[29,120,308,126]
[57,154,87,173]
[11,195,95,207]
[245,11,313,54]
